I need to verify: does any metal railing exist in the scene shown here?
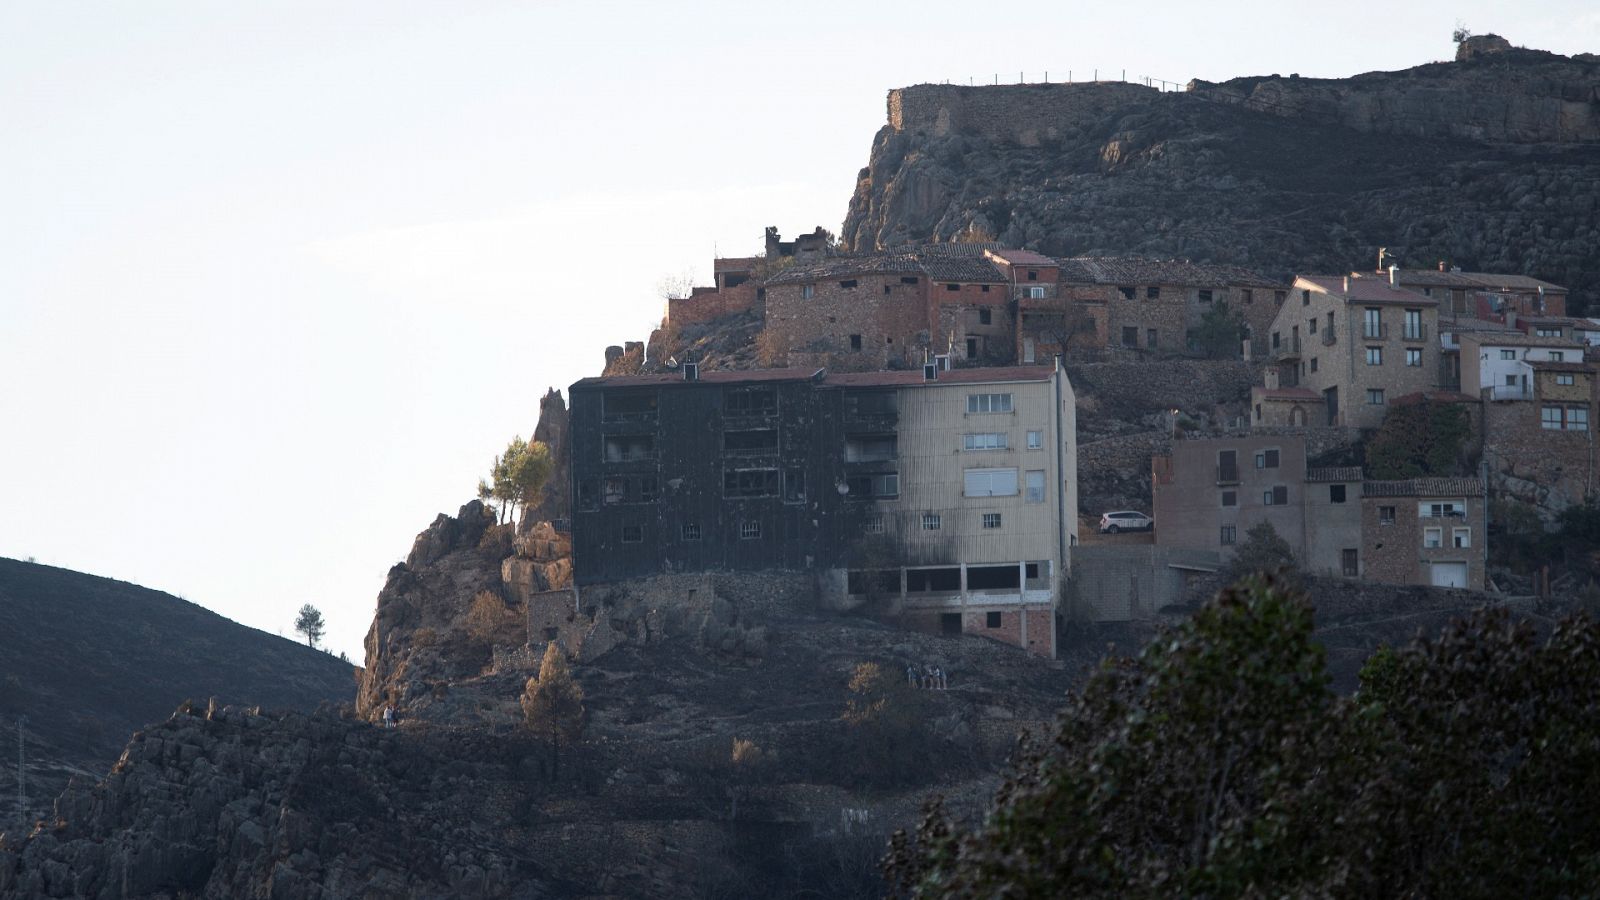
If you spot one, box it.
[1321,330,1338,346]
[1363,323,1389,340]
[1402,324,1427,341]
[1490,385,1531,400]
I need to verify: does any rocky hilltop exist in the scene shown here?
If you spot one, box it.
[0,558,353,829]
[843,37,1600,311]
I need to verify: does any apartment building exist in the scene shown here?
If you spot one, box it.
[1268,274,1440,427]
[568,362,1078,657]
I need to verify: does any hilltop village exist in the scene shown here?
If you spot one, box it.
[557,224,1596,658]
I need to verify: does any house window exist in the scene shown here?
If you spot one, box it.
[1550,351,1566,362]
[1423,501,1465,518]
[966,337,980,357]
[1027,270,1039,281]
[1255,449,1280,469]
[1366,346,1382,366]
[724,468,779,497]
[1272,331,1281,349]
[1506,374,1520,387]
[845,472,899,499]
[1308,318,1317,335]
[1536,327,1561,337]
[603,477,626,505]
[1275,290,1286,306]
[1221,525,1237,545]
[724,430,779,453]
[1379,506,1395,525]
[681,523,701,541]
[1542,406,1563,430]
[1242,289,1254,305]
[725,387,778,415]
[1119,286,1136,300]
[986,611,1003,628]
[1026,430,1042,450]
[1406,348,1422,367]
[1147,328,1158,348]
[1570,408,1590,431]
[1403,309,1423,340]
[1025,470,1045,503]
[921,513,942,531]
[861,514,884,534]
[1198,289,1213,303]
[1221,491,1237,507]
[978,308,992,325]
[901,276,920,285]
[740,521,762,540]
[945,283,960,292]
[1423,527,1442,549]
[639,476,659,502]
[621,525,643,544]
[1556,374,1575,386]
[1453,527,1472,549]
[1302,289,1311,306]
[963,432,1008,451]
[1027,285,1046,299]
[1122,326,1138,347]
[1367,389,1385,405]
[1263,485,1288,506]
[840,279,858,289]
[1147,286,1160,299]
[783,468,806,503]
[1341,549,1359,576]
[801,284,815,299]
[1330,484,1347,503]
[982,513,1002,529]
[1310,358,1319,373]
[964,468,1019,497]
[1363,308,1383,339]
[966,393,1013,413]
[1500,349,1517,360]
[849,334,862,350]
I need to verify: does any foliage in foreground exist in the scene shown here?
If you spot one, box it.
[885,575,1600,897]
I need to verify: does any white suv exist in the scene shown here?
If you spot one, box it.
[1099,510,1153,534]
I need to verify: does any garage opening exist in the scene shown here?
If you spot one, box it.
[966,565,1021,591]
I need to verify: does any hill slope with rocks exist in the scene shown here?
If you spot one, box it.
[0,558,354,827]
[843,38,1600,311]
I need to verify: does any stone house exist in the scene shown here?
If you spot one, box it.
[1458,331,1586,401]
[1151,435,1363,579]
[1053,257,1286,359]
[1267,274,1440,428]
[1516,315,1600,347]
[1480,358,1599,515]
[763,252,931,370]
[1360,478,1486,589]
[1250,368,1322,427]
[1376,264,1568,319]
[920,245,1013,364]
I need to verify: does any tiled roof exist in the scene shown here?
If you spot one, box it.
[1528,360,1597,373]
[1363,478,1482,498]
[918,252,1006,283]
[1300,275,1436,306]
[1460,272,1567,292]
[766,252,924,284]
[572,367,825,389]
[1060,257,1283,288]
[1440,317,1518,334]
[917,242,1001,256]
[1458,331,1585,348]
[1254,387,1321,400]
[1520,315,1599,328]
[1307,466,1363,482]
[823,365,1056,387]
[1382,268,1492,289]
[985,248,1057,267]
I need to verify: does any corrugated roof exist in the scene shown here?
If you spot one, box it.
[1307,466,1363,482]
[824,365,1056,387]
[572,368,825,389]
[1059,257,1283,288]
[1363,478,1483,497]
[1300,275,1436,306]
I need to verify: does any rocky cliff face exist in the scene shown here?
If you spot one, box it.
[843,41,1600,311]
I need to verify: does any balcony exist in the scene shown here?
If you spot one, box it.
[1362,323,1389,340]
[1274,338,1302,360]
[1321,330,1337,347]
[1216,465,1241,485]
[1490,384,1531,401]
[1402,324,1427,342]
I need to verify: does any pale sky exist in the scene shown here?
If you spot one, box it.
[3,2,1595,661]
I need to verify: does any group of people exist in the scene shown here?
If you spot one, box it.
[381,705,398,728]
[907,663,948,691]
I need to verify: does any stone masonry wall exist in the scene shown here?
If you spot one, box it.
[1483,399,1599,518]
[889,82,1160,146]
[764,276,929,370]
[667,282,759,329]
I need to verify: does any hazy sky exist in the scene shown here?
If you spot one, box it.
[3,2,1595,661]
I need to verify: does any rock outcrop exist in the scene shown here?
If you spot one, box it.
[843,41,1600,312]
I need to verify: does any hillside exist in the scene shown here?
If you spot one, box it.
[0,558,354,826]
[842,39,1600,311]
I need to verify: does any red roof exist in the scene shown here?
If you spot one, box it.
[1300,275,1436,306]
[824,365,1056,387]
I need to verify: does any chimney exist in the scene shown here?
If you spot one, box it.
[1438,260,1447,272]
[1388,264,1399,287]
[1265,367,1280,390]
[1343,275,1351,294]
[1377,247,1388,273]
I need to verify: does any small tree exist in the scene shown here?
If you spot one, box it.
[521,642,586,780]
[1191,299,1247,359]
[1224,520,1300,587]
[1452,22,1472,43]
[478,436,554,527]
[656,270,697,301]
[293,604,325,648]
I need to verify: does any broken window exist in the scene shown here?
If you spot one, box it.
[723,430,779,453]
[783,467,806,503]
[978,308,992,325]
[901,276,920,285]
[1118,286,1136,300]
[724,387,777,416]
[966,337,979,357]
[620,525,643,543]
[845,434,897,462]
[940,613,962,634]
[603,434,655,462]
[845,473,898,500]
[578,479,598,511]
[860,514,885,534]
[602,392,657,422]
[723,468,779,497]
[986,611,1002,628]
[967,565,1020,591]
[847,570,899,595]
[840,279,858,289]
[603,477,626,506]
[844,391,896,417]
[1198,289,1213,303]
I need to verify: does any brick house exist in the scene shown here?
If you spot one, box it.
[920,245,1013,365]
[763,252,931,371]
[1267,274,1440,427]
[1361,478,1486,589]
[1053,258,1286,359]
[1151,435,1362,578]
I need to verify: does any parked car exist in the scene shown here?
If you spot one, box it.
[1099,510,1153,534]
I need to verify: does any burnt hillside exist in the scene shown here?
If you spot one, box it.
[0,557,353,824]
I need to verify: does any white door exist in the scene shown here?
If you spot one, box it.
[1023,338,1035,363]
[1430,562,1468,588]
